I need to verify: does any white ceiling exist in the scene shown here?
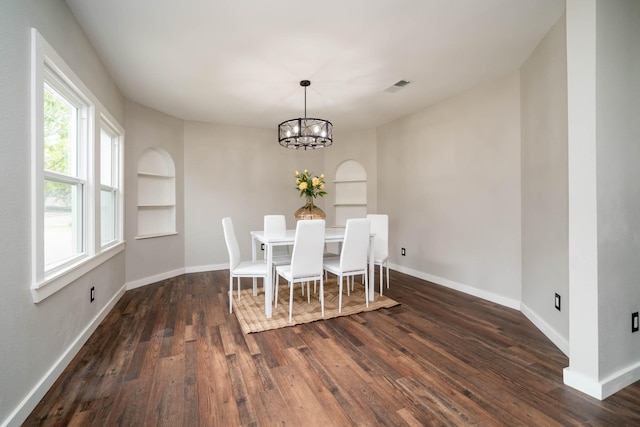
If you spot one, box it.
[65,0,564,132]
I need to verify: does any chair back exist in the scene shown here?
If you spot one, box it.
[340,218,371,272]
[366,214,389,260]
[264,215,287,237]
[290,219,325,279]
[264,214,288,257]
[222,217,241,270]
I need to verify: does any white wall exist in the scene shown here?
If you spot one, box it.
[0,0,126,425]
[520,14,569,353]
[124,101,186,287]
[183,121,325,271]
[377,72,522,307]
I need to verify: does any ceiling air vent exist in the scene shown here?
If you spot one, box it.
[383,79,411,93]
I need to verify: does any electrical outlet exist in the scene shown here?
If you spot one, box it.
[90,286,95,303]
[555,293,561,311]
[632,312,639,333]
[401,248,406,256]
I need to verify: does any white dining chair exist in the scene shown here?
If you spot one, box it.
[367,214,390,295]
[323,218,370,313]
[222,217,268,314]
[264,215,292,287]
[275,219,326,322]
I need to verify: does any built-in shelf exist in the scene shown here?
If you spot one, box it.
[135,231,179,240]
[332,179,366,183]
[137,148,176,238]
[334,160,368,227]
[137,171,175,178]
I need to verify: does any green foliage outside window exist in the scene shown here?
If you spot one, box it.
[44,88,74,209]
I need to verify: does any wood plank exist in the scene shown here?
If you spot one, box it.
[23,270,640,426]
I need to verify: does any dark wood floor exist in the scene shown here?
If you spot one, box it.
[24,270,640,426]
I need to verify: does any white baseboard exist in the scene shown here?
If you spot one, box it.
[564,359,640,400]
[184,263,227,274]
[521,302,569,356]
[3,284,126,427]
[389,263,521,310]
[125,268,186,290]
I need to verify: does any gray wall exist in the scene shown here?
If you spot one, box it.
[520,15,569,352]
[595,0,640,379]
[0,0,125,424]
[4,1,640,423]
[564,0,640,399]
[183,121,325,271]
[324,128,378,220]
[124,101,186,286]
[377,72,522,307]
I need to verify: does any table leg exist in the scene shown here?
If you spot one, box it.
[369,236,375,302]
[251,236,258,296]
[266,243,273,318]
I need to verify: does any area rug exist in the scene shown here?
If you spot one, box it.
[233,278,400,334]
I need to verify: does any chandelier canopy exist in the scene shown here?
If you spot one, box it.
[278,80,333,150]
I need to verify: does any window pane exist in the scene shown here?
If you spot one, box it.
[44,179,83,267]
[101,189,115,245]
[100,129,113,186]
[44,86,78,176]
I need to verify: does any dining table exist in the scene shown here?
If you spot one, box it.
[251,227,376,318]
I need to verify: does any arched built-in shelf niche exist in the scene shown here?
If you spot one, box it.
[334,159,367,227]
[136,147,176,238]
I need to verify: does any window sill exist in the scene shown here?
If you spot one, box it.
[31,241,125,303]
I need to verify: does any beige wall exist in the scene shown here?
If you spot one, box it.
[183,121,325,270]
[377,71,522,306]
[520,14,569,353]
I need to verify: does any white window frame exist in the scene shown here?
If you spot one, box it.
[99,118,123,249]
[42,66,91,272]
[31,29,125,303]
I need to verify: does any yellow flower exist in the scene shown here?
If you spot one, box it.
[299,182,308,191]
[320,174,325,179]
[295,170,299,176]
[319,183,325,190]
[304,169,308,174]
[312,177,320,187]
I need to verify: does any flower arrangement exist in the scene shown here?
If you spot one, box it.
[295,169,327,199]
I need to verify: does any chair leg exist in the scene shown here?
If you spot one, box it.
[320,276,325,317]
[364,270,369,307]
[379,263,384,296]
[289,280,294,322]
[229,274,234,313]
[237,277,241,299]
[338,275,343,313]
[386,261,390,289]
[274,274,279,308]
